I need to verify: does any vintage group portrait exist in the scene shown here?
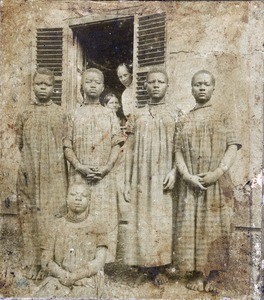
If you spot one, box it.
[0,1,263,299]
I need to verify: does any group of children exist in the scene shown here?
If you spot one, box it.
[15,66,241,297]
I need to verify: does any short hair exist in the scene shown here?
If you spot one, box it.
[117,63,133,74]
[67,182,89,194]
[103,92,119,106]
[191,70,215,86]
[33,67,55,83]
[82,68,104,83]
[146,68,169,83]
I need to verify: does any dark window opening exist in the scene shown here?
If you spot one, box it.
[74,17,134,103]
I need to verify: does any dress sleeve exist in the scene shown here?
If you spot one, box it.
[96,232,108,249]
[41,223,56,268]
[15,113,24,151]
[111,112,126,147]
[174,118,183,152]
[225,114,242,150]
[63,113,74,149]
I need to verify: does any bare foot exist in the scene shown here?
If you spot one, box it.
[204,280,219,294]
[204,271,221,294]
[36,269,47,280]
[25,265,41,280]
[134,272,148,286]
[154,273,168,286]
[186,272,205,292]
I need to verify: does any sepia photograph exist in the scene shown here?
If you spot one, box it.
[0,1,263,299]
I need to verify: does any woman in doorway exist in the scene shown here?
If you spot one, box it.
[116,63,134,118]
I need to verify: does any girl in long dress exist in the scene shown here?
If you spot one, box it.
[174,70,241,294]
[124,69,181,285]
[15,68,68,279]
[63,68,124,263]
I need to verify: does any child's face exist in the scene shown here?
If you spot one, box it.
[82,71,104,99]
[117,66,132,88]
[106,96,120,113]
[67,184,89,214]
[34,73,54,102]
[146,72,168,101]
[192,73,215,104]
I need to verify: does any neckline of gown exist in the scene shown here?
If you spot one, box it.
[31,100,53,106]
[191,104,212,112]
[147,101,166,106]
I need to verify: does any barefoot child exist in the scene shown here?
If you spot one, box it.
[15,68,68,279]
[35,183,107,298]
[124,69,181,285]
[174,70,241,293]
[63,68,124,262]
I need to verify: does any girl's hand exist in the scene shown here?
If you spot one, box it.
[124,184,131,203]
[185,174,207,190]
[163,169,176,191]
[92,166,110,180]
[198,168,223,186]
[58,272,76,287]
[77,164,94,177]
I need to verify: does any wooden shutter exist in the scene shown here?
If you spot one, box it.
[134,13,166,107]
[36,28,63,105]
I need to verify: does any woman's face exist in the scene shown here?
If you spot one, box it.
[106,96,120,113]
[117,66,132,88]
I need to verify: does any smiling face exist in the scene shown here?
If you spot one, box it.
[33,73,54,102]
[146,72,168,102]
[117,65,132,88]
[191,72,215,104]
[67,184,89,215]
[82,71,104,100]
[106,96,120,113]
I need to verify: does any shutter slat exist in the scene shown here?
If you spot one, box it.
[36,32,63,36]
[138,31,165,40]
[138,46,165,55]
[139,13,165,23]
[138,50,165,59]
[138,25,165,35]
[37,36,63,41]
[37,28,62,32]
[138,40,164,49]
[139,21,165,31]
[37,48,62,55]
[36,54,63,58]
[139,61,165,67]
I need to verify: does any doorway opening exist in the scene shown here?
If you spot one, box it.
[74,17,134,103]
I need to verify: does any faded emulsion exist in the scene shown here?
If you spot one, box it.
[0,1,262,299]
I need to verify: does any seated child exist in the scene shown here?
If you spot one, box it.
[35,182,108,298]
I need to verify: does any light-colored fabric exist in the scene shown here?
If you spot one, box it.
[121,84,135,117]
[174,105,241,275]
[36,217,106,298]
[64,103,125,263]
[125,104,181,267]
[15,102,68,266]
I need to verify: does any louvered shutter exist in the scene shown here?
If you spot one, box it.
[134,13,166,107]
[36,28,63,105]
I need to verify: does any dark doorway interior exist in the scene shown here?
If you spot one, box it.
[76,17,134,103]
